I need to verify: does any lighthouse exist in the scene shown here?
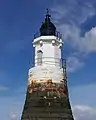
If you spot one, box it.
[21,10,74,120]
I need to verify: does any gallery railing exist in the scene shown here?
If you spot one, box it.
[34,31,62,40]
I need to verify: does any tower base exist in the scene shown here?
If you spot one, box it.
[21,88,74,120]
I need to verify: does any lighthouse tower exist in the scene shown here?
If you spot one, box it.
[21,10,74,120]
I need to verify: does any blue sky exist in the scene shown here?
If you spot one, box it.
[0,0,96,120]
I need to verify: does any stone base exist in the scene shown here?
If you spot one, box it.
[21,88,74,120]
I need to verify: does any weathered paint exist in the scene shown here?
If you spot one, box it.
[28,66,63,84]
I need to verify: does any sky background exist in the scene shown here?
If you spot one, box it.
[0,0,96,120]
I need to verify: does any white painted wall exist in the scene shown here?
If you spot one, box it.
[33,36,63,67]
[29,36,63,85]
[28,66,63,84]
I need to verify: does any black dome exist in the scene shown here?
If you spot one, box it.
[40,10,56,36]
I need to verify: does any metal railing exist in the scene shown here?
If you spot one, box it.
[34,31,62,39]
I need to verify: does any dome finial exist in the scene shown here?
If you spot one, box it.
[46,8,51,19]
[46,8,49,15]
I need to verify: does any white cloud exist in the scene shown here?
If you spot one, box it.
[80,27,96,53]
[73,105,96,120]
[71,84,96,119]
[0,86,26,120]
[51,0,95,25]
[57,21,96,55]
[51,1,96,72]
[0,95,25,120]
[0,86,9,92]
[67,56,84,72]
[51,1,96,54]
[73,105,91,111]
[10,112,17,120]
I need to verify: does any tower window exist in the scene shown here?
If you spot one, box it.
[37,50,43,66]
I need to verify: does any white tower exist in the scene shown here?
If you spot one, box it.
[21,9,74,120]
[28,10,63,87]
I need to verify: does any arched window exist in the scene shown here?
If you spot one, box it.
[37,50,43,66]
